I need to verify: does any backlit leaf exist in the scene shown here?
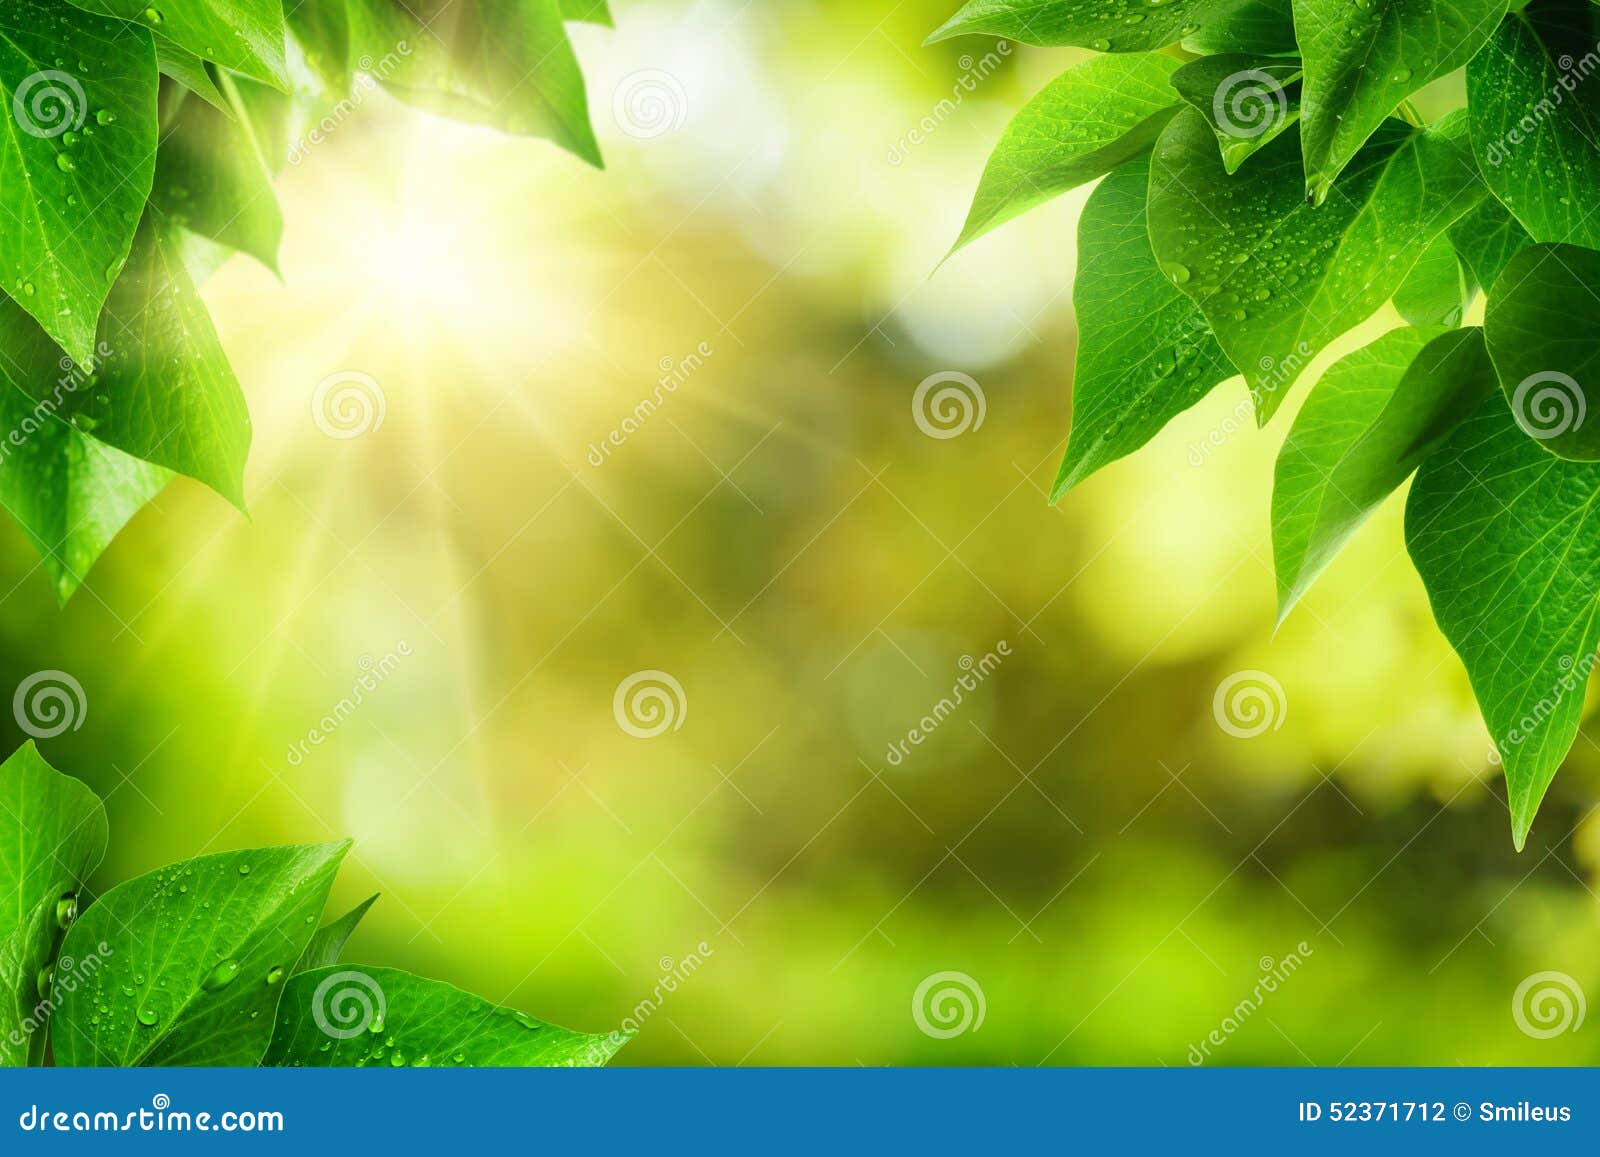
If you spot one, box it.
[347,0,601,166]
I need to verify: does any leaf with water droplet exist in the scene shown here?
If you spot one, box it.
[1148,108,1484,422]
[1054,157,1237,496]
[53,842,348,1066]
[34,217,252,510]
[1171,53,1302,174]
[0,744,107,1065]
[926,0,1254,51]
[1293,0,1507,199]
[150,70,282,272]
[1468,0,1600,250]
[264,966,628,1068]
[0,0,158,363]
[293,893,379,975]
[68,0,288,88]
[947,52,1181,255]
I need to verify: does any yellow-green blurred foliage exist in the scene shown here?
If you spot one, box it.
[2,0,1598,1065]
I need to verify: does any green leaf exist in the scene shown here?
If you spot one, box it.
[154,37,231,115]
[926,0,1248,51]
[1182,0,1297,55]
[64,0,289,88]
[1393,234,1469,327]
[1170,54,1301,174]
[49,218,251,508]
[1483,242,1600,461]
[1054,157,1235,496]
[1147,109,1485,422]
[52,842,349,1066]
[347,0,601,167]
[1447,194,1533,296]
[0,398,171,604]
[1467,1,1600,250]
[287,1,351,93]
[0,743,107,1066]
[1293,0,1507,201]
[0,291,174,602]
[1273,326,1495,618]
[950,53,1180,253]
[293,894,378,975]
[560,0,611,24]
[151,73,283,272]
[225,75,295,175]
[263,965,627,1067]
[1405,392,1600,849]
[0,0,159,366]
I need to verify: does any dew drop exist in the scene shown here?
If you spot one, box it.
[202,959,241,991]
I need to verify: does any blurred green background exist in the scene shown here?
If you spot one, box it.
[4,0,1600,1065]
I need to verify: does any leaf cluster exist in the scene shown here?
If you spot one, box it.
[0,742,623,1066]
[0,0,608,603]
[935,0,1600,846]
